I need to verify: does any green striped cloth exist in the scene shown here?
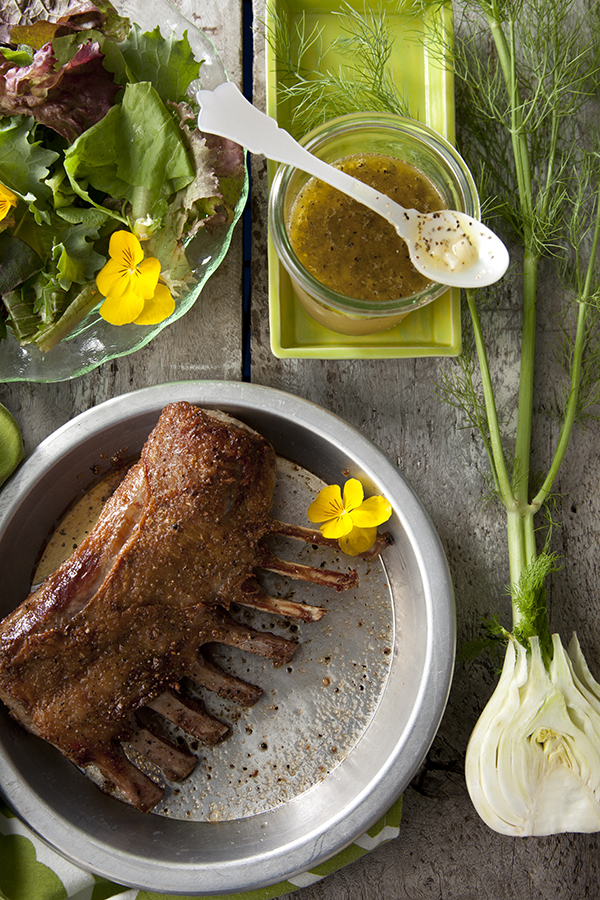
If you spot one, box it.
[0,796,402,900]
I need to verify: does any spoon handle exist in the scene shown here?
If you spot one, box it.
[196,82,414,240]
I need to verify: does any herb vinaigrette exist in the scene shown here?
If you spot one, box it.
[287,153,446,302]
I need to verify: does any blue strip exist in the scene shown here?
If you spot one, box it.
[242,0,253,382]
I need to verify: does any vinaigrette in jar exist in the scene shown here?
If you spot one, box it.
[287,152,446,302]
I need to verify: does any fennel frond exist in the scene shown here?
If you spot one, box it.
[425,0,600,834]
[427,0,600,588]
[263,1,409,138]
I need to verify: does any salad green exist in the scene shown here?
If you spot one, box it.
[0,0,245,352]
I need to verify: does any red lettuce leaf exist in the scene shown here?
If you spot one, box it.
[0,1,126,44]
[0,39,120,143]
[9,21,69,49]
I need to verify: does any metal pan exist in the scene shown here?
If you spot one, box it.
[0,381,455,894]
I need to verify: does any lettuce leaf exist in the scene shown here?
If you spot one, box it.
[102,24,201,105]
[51,223,104,290]
[9,20,70,49]
[64,80,195,207]
[0,233,42,296]
[0,4,246,353]
[0,40,121,142]
[0,115,58,202]
[169,102,246,236]
[143,106,246,295]
[1,0,130,44]
[2,282,42,342]
[0,47,34,66]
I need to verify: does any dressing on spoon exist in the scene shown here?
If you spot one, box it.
[196,82,509,289]
[415,210,479,273]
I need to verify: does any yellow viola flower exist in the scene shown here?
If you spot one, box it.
[96,230,174,326]
[98,286,145,326]
[307,477,392,555]
[0,183,17,222]
[133,282,175,325]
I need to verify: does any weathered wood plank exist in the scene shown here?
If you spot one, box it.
[250,1,600,897]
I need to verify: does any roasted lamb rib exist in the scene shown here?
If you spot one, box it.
[0,402,389,812]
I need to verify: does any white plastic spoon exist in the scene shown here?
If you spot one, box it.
[197,82,509,288]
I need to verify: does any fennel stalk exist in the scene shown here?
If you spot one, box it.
[431,0,600,834]
[446,0,600,630]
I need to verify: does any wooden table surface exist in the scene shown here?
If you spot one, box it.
[1,1,599,897]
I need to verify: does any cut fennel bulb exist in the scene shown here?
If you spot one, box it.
[465,633,600,835]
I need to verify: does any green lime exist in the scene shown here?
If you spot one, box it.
[0,403,24,488]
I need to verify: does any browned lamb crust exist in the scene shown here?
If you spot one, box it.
[0,401,376,812]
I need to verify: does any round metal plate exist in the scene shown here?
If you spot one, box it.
[0,381,455,894]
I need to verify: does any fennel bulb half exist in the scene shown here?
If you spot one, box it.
[465,634,600,835]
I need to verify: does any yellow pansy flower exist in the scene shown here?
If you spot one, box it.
[133,283,175,325]
[307,478,392,555]
[96,230,174,326]
[0,183,17,222]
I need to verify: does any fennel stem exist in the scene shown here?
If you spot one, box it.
[515,248,539,559]
[488,3,538,513]
[531,184,600,512]
[465,2,600,643]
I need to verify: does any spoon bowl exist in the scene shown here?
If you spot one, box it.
[197,82,509,289]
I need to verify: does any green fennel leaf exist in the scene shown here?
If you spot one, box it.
[450,0,599,254]
[265,1,408,139]
[511,549,560,663]
[416,0,600,646]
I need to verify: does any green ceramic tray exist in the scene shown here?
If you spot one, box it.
[265,0,461,359]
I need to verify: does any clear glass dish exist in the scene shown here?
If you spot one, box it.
[0,0,248,383]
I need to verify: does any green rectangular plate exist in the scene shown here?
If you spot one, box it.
[265,0,461,359]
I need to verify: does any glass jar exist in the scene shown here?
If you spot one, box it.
[268,112,480,336]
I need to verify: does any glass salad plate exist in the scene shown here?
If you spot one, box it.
[0,0,248,383]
